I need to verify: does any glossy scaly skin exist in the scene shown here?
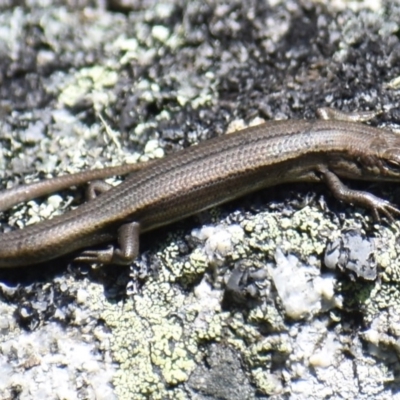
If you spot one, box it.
[0,108,400,267]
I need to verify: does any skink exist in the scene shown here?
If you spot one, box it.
[1,107,400,268]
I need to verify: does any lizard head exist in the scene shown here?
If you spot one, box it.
[356,132,400,180]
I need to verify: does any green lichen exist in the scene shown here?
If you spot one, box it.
[245,206,340,260]
[99,203,339,397]
[85,197,400,398]
[252,367,283,396]
[100,282,199,399]
[375,224,400,282]
[59,66,118,109]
